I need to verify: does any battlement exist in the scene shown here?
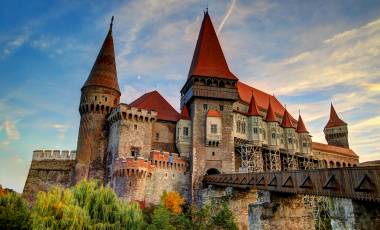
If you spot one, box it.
[32,150,76,161]
[150,150,188,172]
[108,104,158,123]
[114,157,154,177]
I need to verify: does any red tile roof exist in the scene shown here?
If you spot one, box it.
[82,27,120,93]
[237,81,294,119]
[325,104,347,129]
[265,98,277,122]
[296,114,309,133]
[247,92,261,116]
[180,105,190,120]
[187,12,238,80]
[281,109,294,128]
[312,142,358,158]
[130,91,179,122]
[207,109,221,117]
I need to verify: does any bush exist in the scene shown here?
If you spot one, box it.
[0,192,31,229]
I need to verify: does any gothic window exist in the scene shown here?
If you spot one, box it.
[253,128,258,134]
[203,104,208,111]
[219,105,224,111]
[288,138,293,144]
[211,124,218,134]
[303,142,307,147]
[236,121,241,132]
[155,132,160,141]
[272,133,276,139]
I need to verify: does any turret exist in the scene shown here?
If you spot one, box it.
[324,104,349,148]
[296,114,311,154]
[247,92,263,143]
[75,17,121,183]
[176,105,192,157]
[281,108,296,152]
[265,98,280,147]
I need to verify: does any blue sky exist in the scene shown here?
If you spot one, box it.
[1,0,379,192]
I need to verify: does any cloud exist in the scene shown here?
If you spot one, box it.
[1,33,29,58]
[2,120,20,141]
[217,0,236,34]
[50,123,70,140]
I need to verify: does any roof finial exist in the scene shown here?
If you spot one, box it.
[110,16,114,32]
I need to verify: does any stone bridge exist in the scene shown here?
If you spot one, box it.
[202,166,380,229]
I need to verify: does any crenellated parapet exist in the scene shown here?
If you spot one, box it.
[32,150,76,161]
[150,150,188,172]
[113,157,154,178]
[108,104,158,124]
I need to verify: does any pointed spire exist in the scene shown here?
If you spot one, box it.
[265,97,277,122]
[248,91,260,116]
[180,105,191,120]
[281,109,294,128]
[187,11,238,80]
[325,104,347,128]
[296,114,309,133]
[82,16,120,93]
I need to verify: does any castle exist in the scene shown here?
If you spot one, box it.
[23,12,358,206]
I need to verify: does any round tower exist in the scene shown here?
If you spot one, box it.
[75,18,121,183]
[324,104,349,148]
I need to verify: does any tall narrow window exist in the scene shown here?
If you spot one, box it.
[211,124,218,134]
[203,104,208,111]
[183,127,189,136]
[155,132,160,141]
[219,105,224,111]
[242,122,246,134]
[253,128,258,134]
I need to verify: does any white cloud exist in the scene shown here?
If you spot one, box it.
[3,120,20,141]
[217,0,236,34]
[50,123,70,140]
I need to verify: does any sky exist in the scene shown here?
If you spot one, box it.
[0,0,379,192]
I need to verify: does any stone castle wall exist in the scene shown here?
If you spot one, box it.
[23,150,76,201]
[112,150,190,206]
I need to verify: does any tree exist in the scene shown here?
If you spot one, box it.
[30,180,146,230]
[31,186,89,229]
[161,191,184,214]
[0,192,31,230]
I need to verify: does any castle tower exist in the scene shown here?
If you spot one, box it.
[265,98,279,147]
[75,18,121,183]
[296,114,311,155]
[324,104,349,148]
[180,11,239,202]
[281,108,296,152]
[247,92,263,143]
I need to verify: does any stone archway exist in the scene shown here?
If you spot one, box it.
[206,168,220,175]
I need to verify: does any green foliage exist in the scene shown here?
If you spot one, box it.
[31,186,89,230]
[0,192,31,229]
[31,180,146,230]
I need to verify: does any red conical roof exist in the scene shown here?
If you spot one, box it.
[82,21,120,93]
[325,104,347,128]
[296,114,309,133]
[130,91,179,122]
[188,12,238,80]
[281,109,294,128]
[180,105,191,120]
[265,98,277,122]
[248,92,260,116]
